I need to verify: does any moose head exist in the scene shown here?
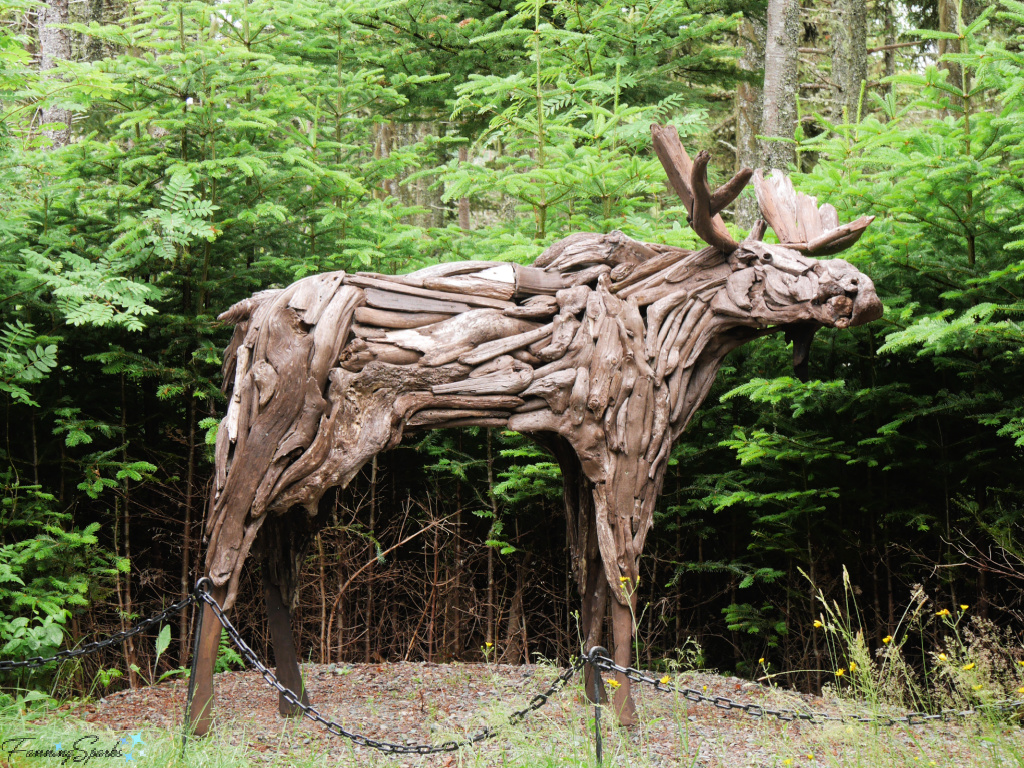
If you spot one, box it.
[187,124,883,735]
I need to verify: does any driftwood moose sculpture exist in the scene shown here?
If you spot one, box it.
[189,124,882,733]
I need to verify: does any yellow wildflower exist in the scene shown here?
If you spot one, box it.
[813,620,823,628]
[485,642,493,647]
[962,662,976,671]
[849,662,858,672]
[620,576,629,582]
[660,676,670,685]
[783,761,793,767]
[883,635,892,644]
[1017,686,1024,694]
[939,653,947,661]
[936,608,951,617]
[960,604,969,610]
[836,668,846,677]
[1018,660,1024,666]
[973,684,983,691]
[807,754,815,760]
[607,680,621,689]
[758,657,765,664]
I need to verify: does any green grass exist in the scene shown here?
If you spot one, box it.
[1,672,1023,768]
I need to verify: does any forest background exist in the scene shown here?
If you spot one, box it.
[2,0,1023,702]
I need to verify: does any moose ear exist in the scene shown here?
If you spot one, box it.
[753,170,874,257]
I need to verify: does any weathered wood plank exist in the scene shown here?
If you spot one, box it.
[513,264,569,295]
[407,409,511,427]
[354,306,451,329]
[422,275,516,301]
[457,323,553,367]
[431,366,533,395]
[346,273,514,310]
[362,287,471,315]
[400,260,499,285]
[351,324,386,340]
[504,294,559,319]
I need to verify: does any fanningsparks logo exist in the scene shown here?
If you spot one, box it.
[1,732,146,764]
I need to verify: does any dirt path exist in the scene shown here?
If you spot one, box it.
[73,662,1021,767]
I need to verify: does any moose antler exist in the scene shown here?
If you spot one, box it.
[650,124,752,253]
[753,170,874,256]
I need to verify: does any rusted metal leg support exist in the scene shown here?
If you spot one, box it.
[588,646,607,766]
[187,583,227,737]
[262,568,309,715]
[581,557,608,705]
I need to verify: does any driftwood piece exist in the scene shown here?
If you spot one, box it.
[396,260,498,286]
[753,170,874,256]
[380,310,540,368]
[193,127,886,737]
[513,264,569,295]
[353,306,451,329]
[422,275,516,301]
[650,125,748,253]
[504,294,559,319]
[458,323,554,367]
[346,274,514,310]
[362,287,471,315]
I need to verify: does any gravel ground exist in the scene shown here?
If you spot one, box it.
[73,662,1024,767]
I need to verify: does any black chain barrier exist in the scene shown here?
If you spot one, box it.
[0,595,195,672]
[3,576,1024,762]
[192,580,584,755]
[585,650,1024,727]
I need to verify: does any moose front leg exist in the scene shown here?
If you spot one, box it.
[187,582,228,737]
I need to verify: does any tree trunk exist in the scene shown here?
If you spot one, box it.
[485,430,497,649]
[364,456,377,662]
[318,533,327,663]
[938,0,978,100]
[86,0,104,61]
[458,145,471,230]
[179,396,196,666]
[38,0,74,145]
[120,375,138,688]
[760,0,800,170]
[883,0,897,98]
[831,0,868,123]
[500,552,531,663]
[735,16,766,228]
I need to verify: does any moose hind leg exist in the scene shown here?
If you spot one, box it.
[263,565,310,715]
[535,433,609,704]
[257,512,321,716]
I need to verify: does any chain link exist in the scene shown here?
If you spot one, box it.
[196,587,582,755]
[585,651,1024,727]
[0,595,196,672]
